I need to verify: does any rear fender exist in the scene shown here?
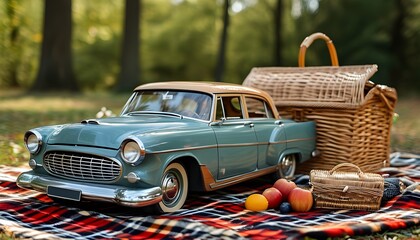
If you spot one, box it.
[277,149,302,163]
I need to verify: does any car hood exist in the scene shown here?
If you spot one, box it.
[47,116,195,149]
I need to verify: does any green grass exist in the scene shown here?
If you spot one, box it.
[390,96,420,154]
[0,90,419,167]
[0,90,128,166]
[0,89,418,239]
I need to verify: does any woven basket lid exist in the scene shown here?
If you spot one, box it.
[243,65,379,108]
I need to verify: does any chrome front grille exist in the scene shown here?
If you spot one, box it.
[44,151,121,182]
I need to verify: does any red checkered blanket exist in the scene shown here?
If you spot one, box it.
[0,153,419,239]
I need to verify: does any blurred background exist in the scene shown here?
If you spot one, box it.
[0,0,419,166]
[2,0,420,91]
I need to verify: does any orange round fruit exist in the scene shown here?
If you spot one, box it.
[245,194,268,211]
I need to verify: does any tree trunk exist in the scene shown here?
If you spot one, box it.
[215,0,230,82]
[32,0,78,92]
[116,0,141,91]
[389,0,407,89]
[6,0,21,88]
[273,0,282,66]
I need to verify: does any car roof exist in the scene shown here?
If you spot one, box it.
[134,81,271,99]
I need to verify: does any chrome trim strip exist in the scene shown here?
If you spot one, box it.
[150,142,259,154]
[150,137,315,154]
[48,143,117,151]
[269,137,315,145]
[199,165,277,191]
[210,167,277,189]
[127,111,183,119]
[218,121,244,126]
[149,144,218,154]
[125,111,212,123]
[215,142,260,148]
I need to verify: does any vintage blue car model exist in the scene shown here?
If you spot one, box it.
[17,81,317,212]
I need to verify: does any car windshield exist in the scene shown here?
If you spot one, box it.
[121,90,213,121]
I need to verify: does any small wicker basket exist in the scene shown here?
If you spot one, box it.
[243,32,397,174]
[310,163,384,211]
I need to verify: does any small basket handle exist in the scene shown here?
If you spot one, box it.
[329,163,364,176]
[298,32,339,67]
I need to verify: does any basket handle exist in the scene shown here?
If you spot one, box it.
[298,32,339,67]
[329,163,364,176]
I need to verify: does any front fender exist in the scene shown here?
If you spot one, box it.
[131,148,217,188]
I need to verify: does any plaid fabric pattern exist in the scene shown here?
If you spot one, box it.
[0,154,419,239]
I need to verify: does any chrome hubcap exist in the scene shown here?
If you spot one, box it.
[162,172,180,205]
[280,156,295,176]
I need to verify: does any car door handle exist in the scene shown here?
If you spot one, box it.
[244,122,254,128]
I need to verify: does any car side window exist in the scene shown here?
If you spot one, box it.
[245,97,274,119]
[215,96,243,120]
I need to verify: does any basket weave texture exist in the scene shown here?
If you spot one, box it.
[242,33,397,174]
[310,163,384,211]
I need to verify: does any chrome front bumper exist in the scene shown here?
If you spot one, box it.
[16,171,162,207]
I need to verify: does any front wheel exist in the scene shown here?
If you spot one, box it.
[158,162,188,213]
[276,155,297,179]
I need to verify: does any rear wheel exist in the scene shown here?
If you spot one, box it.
[158,162,188,213]
[276,155,296,179]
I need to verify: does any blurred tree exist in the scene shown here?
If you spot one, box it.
[215,0,230,82]
[226,0,279,83]
[400,0,420,93]
[144,0,216,83]
[0,0,419,94]
[116,0,141,91]
[273,0,283,66]
[258,0,285,65]
[389,0,407,91]
[32,0,78,91]
[294,0,395,85]
[388,0,419,92]
[72,0,122,90]
[5,0,21,88]
[0,0,42,88]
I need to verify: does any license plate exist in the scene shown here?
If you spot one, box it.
[47,186,81,201]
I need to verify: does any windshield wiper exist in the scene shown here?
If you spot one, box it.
[127,111,183,119]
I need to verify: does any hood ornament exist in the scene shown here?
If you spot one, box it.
[81,119,100,125]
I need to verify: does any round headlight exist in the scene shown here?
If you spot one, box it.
[121,138,145,166]
[24,131,42,154]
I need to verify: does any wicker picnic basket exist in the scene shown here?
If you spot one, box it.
[242,32,397,174]
[310,163,384,211]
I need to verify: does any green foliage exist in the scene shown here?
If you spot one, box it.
[0,0,420,94]
[400,1,420,92]
[295,0,396,85]
[226,1,276,83]
[0,0,42,88]
[143,0,218,83]
[73,0,123,90]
